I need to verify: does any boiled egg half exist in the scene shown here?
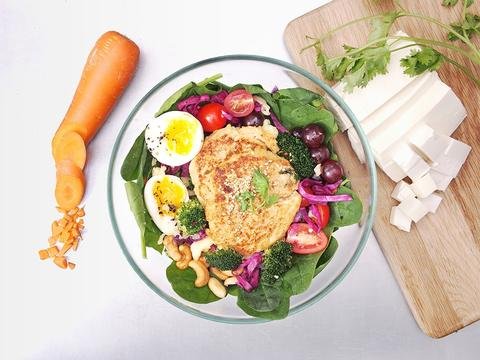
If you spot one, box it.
[145,111,204,166]
[144,174,189,235]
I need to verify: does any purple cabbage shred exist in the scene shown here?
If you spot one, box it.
[235,252,263,292]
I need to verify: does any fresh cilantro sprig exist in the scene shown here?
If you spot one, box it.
[236,169,279,212]
[442,0,474,7]
[400,48,444,76]
[237,191,255,212]
[252,169,279,207]
[449,13,480,40]
[304,3,480,91]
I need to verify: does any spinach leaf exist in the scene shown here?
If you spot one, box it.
[238,279,284,312]
[233,83,280,116]
[154,74,224,117]
[237,288,290,320]
[228,285,240,297]
[166,262,220,304]
[273,87,325,107]
[121,131,146,181]
[329,186,363,227]
[125,181,163,257]
[314,237,338,276]
[144,215,163,253]
[155,82,195,117]
[125,181,148,257]
[283,252,323,295]
[277,99,338,140]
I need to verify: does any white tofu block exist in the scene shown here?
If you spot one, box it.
[408,128,451,165]
[390,206,412,232]
[432,138,471,177]
[330,32,419,131]
[419,193,443,214]
[347,128,366,163]
[425,89,467,136]
[398,197,429,223]
[391,181,416,202]
[406,158,431,181]
[430,169,453,191]
[347,73,436,164]
[410,173,437,198]
[369,79,451,155]
[386,143,430,181]
[378,160,407,183]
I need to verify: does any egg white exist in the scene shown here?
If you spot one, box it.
[144,175,189,235]
[145,111,204,166]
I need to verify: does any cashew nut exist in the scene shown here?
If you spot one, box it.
[164,235,182,261]
[199,255,209,268]
[210,267,229,280]
[208,278,227,298]
[224,277,237,286]
[190,237,214,260]
[176,245,192,270]
[221,270,233,277]
[188,260,210,287]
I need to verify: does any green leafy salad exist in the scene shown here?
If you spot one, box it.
[120,74,362,319]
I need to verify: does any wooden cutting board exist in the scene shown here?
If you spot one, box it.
[284,0,480,338]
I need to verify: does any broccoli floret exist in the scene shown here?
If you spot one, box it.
[277,133,315,179]
[205,249,243,270]
[261,241,293,284]
[177,199,207,235]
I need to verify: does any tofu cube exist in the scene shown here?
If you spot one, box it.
[432,138,471,177]
[378,159,407,183]
[410,173,437,198]
[429,169,453,191]
[390,206,412,232]
[391,181,415,202]
[398,197,429,223]
[419,193,443,214]
[405,158,430,181]
[408,125,451,164]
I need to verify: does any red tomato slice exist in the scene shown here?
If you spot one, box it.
[224,90,254,117]
[310,204,330,229]
[286,223,328,254]
[196,103,227,132]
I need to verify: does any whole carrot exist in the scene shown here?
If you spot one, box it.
[52,31,140,149]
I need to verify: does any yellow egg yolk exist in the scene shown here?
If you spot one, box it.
[152,177,185,216]
[164,118,197,155]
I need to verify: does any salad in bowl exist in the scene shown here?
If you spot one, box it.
[120,73,362,320]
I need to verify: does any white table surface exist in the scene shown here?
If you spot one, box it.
[1,0,479,359]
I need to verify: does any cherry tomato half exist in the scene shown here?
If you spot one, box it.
[311,204,330,229]
[196,103,227,132]
[224,90,255,117]
[286,223,328,254]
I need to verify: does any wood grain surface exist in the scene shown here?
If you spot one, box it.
[284,0,480,338]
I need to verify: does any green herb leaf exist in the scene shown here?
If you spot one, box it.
[166,262,220,304]
[400,48,444,76]
[252,169,279,207]
[328,186,363,227]
[121,131,146,181]
[237,287,290,320]
[448,13,480,41]
[283,252,323,295]
[238,280,284,312]
[442,0,458,6]
[236,191,255,212]
[314,237,339,276]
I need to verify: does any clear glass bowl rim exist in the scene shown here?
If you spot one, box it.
[107,54,378,324]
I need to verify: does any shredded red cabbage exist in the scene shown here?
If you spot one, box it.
[221,109,241,126]
[177,94,210,116]
[298,179,349,203]
[180,162,190,177]
[271,85,279,93]
[270,113,288,133]
[210,90,228,104]
[235,252,262,292]
[254,101,263,113]
[173,229,206,245]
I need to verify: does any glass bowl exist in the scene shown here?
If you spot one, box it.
[107,54,377,323]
